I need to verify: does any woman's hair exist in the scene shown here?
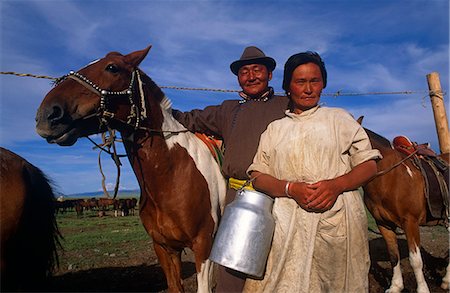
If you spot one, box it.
[282,51,327,93]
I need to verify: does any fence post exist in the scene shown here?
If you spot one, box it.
[426,72,450,154]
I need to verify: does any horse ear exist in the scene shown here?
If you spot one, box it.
[356,116,364,125]
[125,45,152,67]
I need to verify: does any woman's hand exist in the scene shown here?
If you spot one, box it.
[299,160,377,212]
[288,182,315,211]
[304,179,343,212]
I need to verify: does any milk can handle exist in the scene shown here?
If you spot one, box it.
[237,174,260,195]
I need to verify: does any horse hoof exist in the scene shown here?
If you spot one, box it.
[385,285,403,293]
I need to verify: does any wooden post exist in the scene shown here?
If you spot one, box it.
[426,72,450,154]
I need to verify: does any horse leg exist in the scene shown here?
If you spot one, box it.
[379,225,404,293]
[440,226,450,290]
[195,258,214,293]
[442,262,450,290]
[153,242,183,293]
[192,237,214,293]
[403,220,430,293]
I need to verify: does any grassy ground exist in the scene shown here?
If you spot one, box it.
[55,207,380,274]
[50,205,448,292]
[55,208,151,272]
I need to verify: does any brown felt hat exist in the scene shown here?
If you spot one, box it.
[230,46,276,75]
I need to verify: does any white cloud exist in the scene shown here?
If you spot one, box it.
[344,95,444,153]
[1,0,448,193]
[27,1,104,56]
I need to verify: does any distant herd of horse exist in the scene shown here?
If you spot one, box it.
[55,197,138,217]
[0,46,449,292]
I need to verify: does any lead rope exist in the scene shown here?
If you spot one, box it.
[369,148,419,181]
[57,69,188,197]
[91,128,123,199]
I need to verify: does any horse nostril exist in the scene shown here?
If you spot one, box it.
[47,105,64,123]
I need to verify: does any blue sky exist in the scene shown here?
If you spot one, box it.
[1,0,449,195]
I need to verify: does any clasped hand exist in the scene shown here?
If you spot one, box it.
[289,179,342,212]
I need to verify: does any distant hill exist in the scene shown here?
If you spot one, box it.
[66,189,140,199]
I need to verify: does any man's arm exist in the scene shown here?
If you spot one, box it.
[172,105,223,137]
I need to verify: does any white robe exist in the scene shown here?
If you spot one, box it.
[245,106,381,293]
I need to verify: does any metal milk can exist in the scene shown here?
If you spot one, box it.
[209,189,275,278]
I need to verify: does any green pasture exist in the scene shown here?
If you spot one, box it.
[54,205,379,273]
[55,208,151,272]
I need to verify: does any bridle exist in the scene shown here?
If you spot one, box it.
[55,67,188,198]
[55,68,149,199]
[57,69,146,130]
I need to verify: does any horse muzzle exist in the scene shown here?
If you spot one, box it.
[35,120,80,146]
[35,104,80,146]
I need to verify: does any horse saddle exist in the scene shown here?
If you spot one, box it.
[195,133,224,167]
[393,135,449,223]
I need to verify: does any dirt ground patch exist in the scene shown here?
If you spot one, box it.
[49,225,448,292]
[368,225,448,293]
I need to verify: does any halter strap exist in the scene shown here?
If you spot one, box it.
[65,70,134,97]
[55,69,189,198]
[59,70,141,129]
[66,73,104,96]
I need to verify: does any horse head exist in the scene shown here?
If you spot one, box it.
[36,46,163,146]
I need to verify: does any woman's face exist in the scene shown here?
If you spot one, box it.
[289,62,324,114]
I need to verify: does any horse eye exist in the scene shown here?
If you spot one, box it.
[105,64,119,73]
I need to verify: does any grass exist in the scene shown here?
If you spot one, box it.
[55,208,152,272]
[58,213,146,249]
[55,204,381,272]
[366,208,378,232]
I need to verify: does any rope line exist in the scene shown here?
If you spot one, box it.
[0,70,445,98]
[0,71,58,80]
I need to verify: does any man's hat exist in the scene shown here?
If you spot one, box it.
[230,46,276,75]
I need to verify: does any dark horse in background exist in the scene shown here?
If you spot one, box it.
[36,46,226,292]
[362,121,449,293]
[0,147,61,291]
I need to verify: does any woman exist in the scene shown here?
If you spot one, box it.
[244,52,381,292]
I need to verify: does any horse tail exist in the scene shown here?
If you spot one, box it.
[18,162,62,288]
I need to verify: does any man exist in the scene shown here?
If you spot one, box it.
[172,46,289,292]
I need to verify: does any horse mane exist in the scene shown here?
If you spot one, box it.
[160,94,173,112]
[138,69,166,106]
[137,69,183,133]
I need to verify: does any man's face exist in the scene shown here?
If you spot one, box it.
[237,64,272,98]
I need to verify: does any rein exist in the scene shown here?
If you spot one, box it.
[90,129,123,198]
[371,148,419,180]
[57,70,140,198]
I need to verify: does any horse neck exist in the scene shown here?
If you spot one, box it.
[120,72,190,191]
[366,128,399,161]
[134,71,165,130]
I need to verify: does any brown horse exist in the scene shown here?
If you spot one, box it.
[362,127,449,293]
[0,147,61,291]
[35,46,226,292]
